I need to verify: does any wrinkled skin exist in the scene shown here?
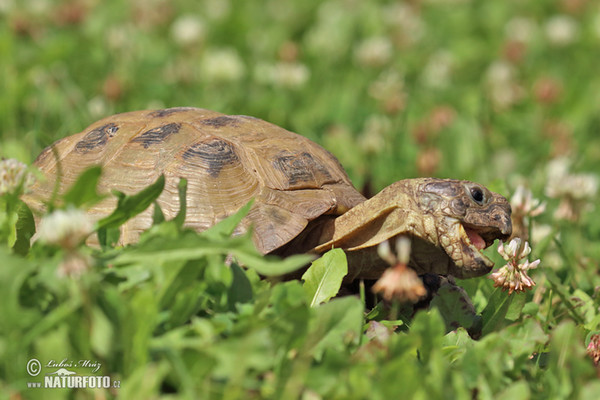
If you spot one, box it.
[309,178,512,280]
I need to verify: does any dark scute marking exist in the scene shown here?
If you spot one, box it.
[131,123,181,149]
[201,116,240,128]
[182,138,239,177]
[149,107,194,118]
[75,123,119,153]
[273,151,332,186]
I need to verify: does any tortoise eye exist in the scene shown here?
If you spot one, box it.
[470,186,485,204]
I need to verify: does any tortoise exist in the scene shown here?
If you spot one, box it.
[24,107,512,281]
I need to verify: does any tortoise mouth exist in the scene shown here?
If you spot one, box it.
[461,222,510,251]
[448,221,509,278]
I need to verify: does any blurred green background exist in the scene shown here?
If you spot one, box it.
[2,0,599,192]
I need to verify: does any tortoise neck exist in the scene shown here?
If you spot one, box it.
[313,180,419,252]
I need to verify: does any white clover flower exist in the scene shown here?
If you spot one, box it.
[368,70,405,101]
[0,0,15,14]
[29,0,51,15]
[490,238,540,294]
[0,158,34,195]
[200,48,246,83]
[511,185,546,218]
[373,236,425,302]
[545,157,598,221]
[486,60,515,85]
[354,37,393,68]
[171,15,205,47]
[87,96,108,119]
[57,252,92,278]
[358,115,390,154]
[421,50,453,89]
[544,15,579,46]
[106,25,134,52]
[484,60,524,109]
[204,0,230,20]
[254,62,310,89]
[587,334,600,366]
[271,62,310,89]
[505,16,538,43]
[37,207,94,249]
[382,3,425,44]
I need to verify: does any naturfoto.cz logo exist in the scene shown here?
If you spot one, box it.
[26,358,120,390]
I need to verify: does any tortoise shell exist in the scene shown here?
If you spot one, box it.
[29,107,366,252]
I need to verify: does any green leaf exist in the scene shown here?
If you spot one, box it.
[496,381,530,400]
[98,226,122,248]
[97,174,165,230]
[203,199,254,239]
[410,309,445,365]
[480,288,518,336]
[227,263,253,310]
[12,200,35,255]
[62,165,105,208]
[430,279,480,333]
[301,248,348,307]
[309,296,364,360]
[152,201,165,225]
[112,231,310,277]
[172,178,187,228]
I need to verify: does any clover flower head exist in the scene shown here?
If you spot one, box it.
[505,16,537,43]
[354,37,393,68]
[586,334,600,366]
[545,156,598,221]
[0,158,35,195]
[37,207,94,249]
[57,252,92,278]
[374,236,426,302]
[511,185,546,218]
[254,62,310,89]
[201,48,245,83]
[171,15,206,46]
[545,15,579,46]
[491,238,540,294]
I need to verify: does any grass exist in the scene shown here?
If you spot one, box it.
[1,0,600,398]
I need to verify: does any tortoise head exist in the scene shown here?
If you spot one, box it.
[412,178,512,278]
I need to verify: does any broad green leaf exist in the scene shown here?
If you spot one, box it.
[480,288,517,336]
[430,280,480,333]
[62,165,104,208]
[309,296,363,361]
[505,291,527,321]
[97,174,165,230]
[301,248,348,307]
